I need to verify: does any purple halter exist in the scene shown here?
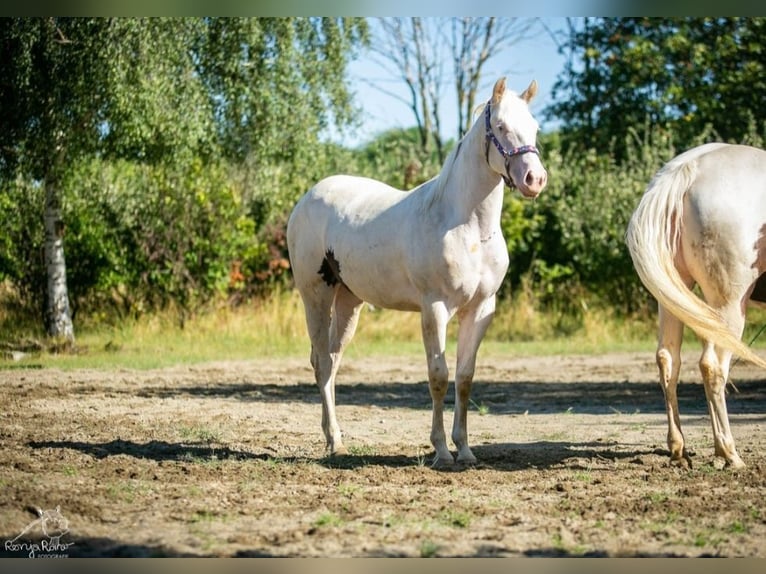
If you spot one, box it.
[484,100,539,188]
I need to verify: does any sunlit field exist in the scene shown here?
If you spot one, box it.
[0,288,674,371]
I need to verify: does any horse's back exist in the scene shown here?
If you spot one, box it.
[287,174,425,308]
[289,174,408,242]
[300,174,403,212]
[685,144,766,229]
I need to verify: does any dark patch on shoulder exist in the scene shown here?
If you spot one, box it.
[318,249,343,287]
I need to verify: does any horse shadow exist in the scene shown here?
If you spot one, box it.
[27,435,661,473]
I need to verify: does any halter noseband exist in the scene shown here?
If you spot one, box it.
[484,100,539,189]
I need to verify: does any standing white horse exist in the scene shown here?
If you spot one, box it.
[626,142,766,469]
[287,77,547,466]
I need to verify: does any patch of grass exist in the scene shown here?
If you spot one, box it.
[415,447,429,467]
[551,532,587,556]
[192,510,220,523]
[347,444,377,457]
[470,399,490,416]
[572,470,592,483]
[314,512,344,529]
[643,511,679,536]
[337,483,361,497]
[62,465,78,477]
[179,425,222,444]
[439,509,472,529]
[728,520,749,534]
[420,539,440,558]
[692,530,722,548]
[542,431,568,441]
[645,491,670,504]
[106,480,148,504]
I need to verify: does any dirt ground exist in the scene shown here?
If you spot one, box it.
[1,349,765,558]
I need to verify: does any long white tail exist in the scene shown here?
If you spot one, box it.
[625,143,766,369]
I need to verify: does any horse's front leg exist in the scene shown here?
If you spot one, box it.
[421,300,453,467]
[453,296,496,464]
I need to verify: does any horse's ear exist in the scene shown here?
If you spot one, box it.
[492,77,507,104]
[521,80,538,103]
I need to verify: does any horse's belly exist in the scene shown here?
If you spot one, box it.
[340,257,422,311]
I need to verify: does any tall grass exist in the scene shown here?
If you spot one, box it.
[2,287,667,371]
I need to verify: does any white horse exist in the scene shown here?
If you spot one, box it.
[626,142,766,469]
[287,77,547,466]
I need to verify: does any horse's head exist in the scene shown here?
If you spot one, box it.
[483,77,548,199]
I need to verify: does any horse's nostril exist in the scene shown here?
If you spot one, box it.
[525,171,540,186]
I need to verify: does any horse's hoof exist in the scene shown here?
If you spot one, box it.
[725,455,746,470]
[456,447,478,465]
[330,445,349,456]
[668,455,692,470]
[431,455,455,469]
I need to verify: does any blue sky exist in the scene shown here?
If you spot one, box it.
[332,17,570,148]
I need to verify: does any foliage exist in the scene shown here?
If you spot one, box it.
[0,17,368,327]
[549,17,766,160]
[196,17,368,165]
[353,126,445,189]
[498,128,670,316]
[6,16,766,338]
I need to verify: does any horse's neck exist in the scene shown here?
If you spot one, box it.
[434,127,504,231]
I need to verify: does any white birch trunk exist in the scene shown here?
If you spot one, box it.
[44,177,75,343]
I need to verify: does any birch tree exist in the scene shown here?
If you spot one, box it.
[0,17,368,335]
[0,18,110,343]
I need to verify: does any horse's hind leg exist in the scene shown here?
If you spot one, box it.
[656,303,691,467]
[300,285,343,454]
[698,302,746,468]
[421,300,454,467]
[301,282,362,456]
[301,282,356,455]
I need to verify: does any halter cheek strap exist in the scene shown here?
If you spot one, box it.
[484,100,539,188]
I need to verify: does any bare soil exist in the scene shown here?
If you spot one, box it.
[1,350,765,557]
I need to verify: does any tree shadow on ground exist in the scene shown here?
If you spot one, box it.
[27,436,664,473]
[27,438,265,462]
[69,377,766,417]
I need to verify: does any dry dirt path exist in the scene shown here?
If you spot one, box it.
[1,351,765,557]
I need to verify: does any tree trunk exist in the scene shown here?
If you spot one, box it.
[43,176,75,344]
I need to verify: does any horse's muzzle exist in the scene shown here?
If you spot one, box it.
[518,168,547,198]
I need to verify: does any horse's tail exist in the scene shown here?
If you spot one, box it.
[625,143,766,369]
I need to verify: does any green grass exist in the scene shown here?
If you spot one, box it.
[313,512,344,529]
[178,425,222,444]
[9,287,757,372]
[419,539,440,558]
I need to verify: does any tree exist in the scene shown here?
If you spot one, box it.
[198,18,367,165]
[548,17,766,160]
[0,19,111,342]
[369,17,537,162]
[0,18,217,341]
[449,17,537,137]
[0,18,369,333]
